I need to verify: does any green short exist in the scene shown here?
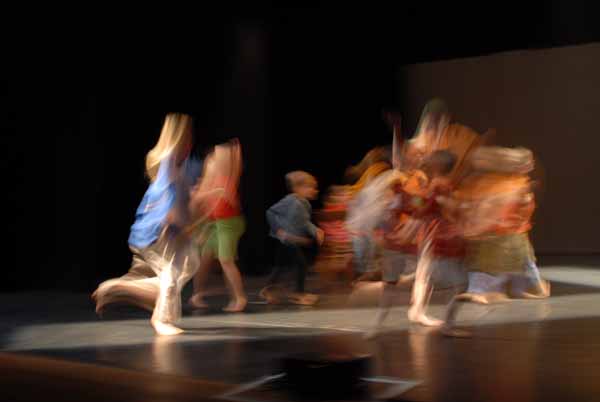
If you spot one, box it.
[202,216,246,261]
[465,233,534,274]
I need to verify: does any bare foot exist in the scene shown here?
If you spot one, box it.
[288,293,318,306]
[408,309,444,327]
[223,298,247,313]
[540,280,551,297]
[397,273,416,286]
[457,291,510,305]
[259,287,283,304]
[188,294,209,309]
[482,292,510,303]
[297,293,319,304]
[152,320,184,336]
[305,293,319,303]
[416,315,444,327]
[519,280,551,299]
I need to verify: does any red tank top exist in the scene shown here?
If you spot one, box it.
[209,175,241,219]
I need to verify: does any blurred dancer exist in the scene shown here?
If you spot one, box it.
[344,146,390,184]
[359,171,415,338]
[405,98,480,181]
[313,154,391,284]
[92,113,202,335]
[261,171,324,305]
[347,158,392,281]
[366,150,468,337]
[403,100,480,325]
[365,101,480,335]
[441,146,550,337]
[312,186,354,282]
[405,150,467,326]
[187,139,247,312]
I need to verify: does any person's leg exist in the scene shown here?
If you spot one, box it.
[441,271,509,337]
[352,235,368,275]
[217,217,247,312]
[152,258,184,335]
[530,263,551,298]
[288,245,319,305]
[221,259,247,312]
[352,234,381,284]
[408,239,443,327]
[293,246,308,293]
[188,250,215,308]
[518,234,549,297]
[365,282,399,339]
[188,224,217,308]
[461,271,509,304]
[125,231,171,280]
[441,270,481,338]
[177,244,201,292]
[122,252,157,281]
[440,294,472,337]
[512,259,550,298]
[152,233,196,335]
[266,241,289,285]
[365,249,408,339]
[93,242,166,314]
[260,241,290,303]
[94,276,160,315]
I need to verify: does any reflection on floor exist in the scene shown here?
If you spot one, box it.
[2,263,600,402]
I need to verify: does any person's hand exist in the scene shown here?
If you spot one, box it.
[195,231,208,246]
[316,228,325,246]
[166,211,176,224]
[182,224,197,237]
[276,229,288,242]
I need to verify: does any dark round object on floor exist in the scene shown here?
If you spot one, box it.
[279,353,372,399]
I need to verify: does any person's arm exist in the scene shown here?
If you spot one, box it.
[222,139,242,207]
[192,187,225,200]
[272,198,319,246]
[267,197,309,245]
[295,199,318,239]
[296,200,325,245]
[188,185,224,219]
[266,197,289,235]
[279,231,314,246]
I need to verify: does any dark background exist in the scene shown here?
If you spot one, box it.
[2,2,599,291]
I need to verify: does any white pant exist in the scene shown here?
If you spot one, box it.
[95,228,199,325]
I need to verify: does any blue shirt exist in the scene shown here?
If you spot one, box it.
[128,156,202,249]
[266,194,318,242]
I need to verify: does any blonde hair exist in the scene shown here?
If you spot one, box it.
[347,161,391,196]
[145,113,193,181]
[285,171,316,191]
[344,147,389,182]
[470,146,534,174]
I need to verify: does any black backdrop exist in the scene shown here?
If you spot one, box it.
[2,3,599,291]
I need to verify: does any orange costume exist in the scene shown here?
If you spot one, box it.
[454,172,536,274]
